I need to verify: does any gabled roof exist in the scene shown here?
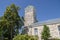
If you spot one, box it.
[30,18,60,27]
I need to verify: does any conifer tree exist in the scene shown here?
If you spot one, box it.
[41,25,50,40]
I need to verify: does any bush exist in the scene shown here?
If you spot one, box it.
[13,34,38,40]
[49,38,60,40]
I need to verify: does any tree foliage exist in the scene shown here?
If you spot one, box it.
[41,25,50,40]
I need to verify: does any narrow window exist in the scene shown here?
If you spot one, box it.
[34,28,38,35]
[58,25,60,35]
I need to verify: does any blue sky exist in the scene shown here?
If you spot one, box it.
[0,0,60,21]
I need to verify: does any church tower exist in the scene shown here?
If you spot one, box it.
[24,5,36,26]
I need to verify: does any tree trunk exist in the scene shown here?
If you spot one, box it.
[10,26,13,40]
[8,26,13,40]
[0,34,4,40]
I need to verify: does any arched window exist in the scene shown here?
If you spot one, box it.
[34,28,38,35]
[58,25,60,35]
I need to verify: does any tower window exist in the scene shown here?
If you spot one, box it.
[34,28,38,35]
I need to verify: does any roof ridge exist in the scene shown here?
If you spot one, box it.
[30,18,60,27]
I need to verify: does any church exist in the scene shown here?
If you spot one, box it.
[23,5,60,40]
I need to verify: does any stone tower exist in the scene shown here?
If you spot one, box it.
[24,5,36,26]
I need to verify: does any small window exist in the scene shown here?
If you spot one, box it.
[58,25,60,35]
[34,28,38,35]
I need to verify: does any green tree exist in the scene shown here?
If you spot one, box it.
[2,4,24,40]
[41,25,50,40]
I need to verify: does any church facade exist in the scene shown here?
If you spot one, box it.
[24,5,60,40]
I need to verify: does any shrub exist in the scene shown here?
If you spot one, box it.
[13,34,38,40]
[49,38,60,40]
